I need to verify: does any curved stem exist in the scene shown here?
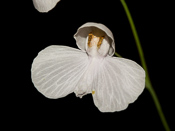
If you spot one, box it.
[120,0,148,76]
[147,85,171,131]
[119,0,171,131]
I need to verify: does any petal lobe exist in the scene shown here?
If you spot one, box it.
[33,0,60,12]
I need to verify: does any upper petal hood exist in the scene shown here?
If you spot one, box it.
[74,22,115,56]
[33,0,60,12]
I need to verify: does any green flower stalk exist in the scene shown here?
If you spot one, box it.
[115,0,171,131]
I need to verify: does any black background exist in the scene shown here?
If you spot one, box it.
[6,0,174,130]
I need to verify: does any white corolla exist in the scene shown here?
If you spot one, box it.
[33,0,60,12]
[31,22,145,112]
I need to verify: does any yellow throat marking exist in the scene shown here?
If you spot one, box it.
[88,33,104,48]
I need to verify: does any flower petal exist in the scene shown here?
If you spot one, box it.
[31,45,89,98]
[33,0,60,12]
[92,57,145,112]
[74,22,115,56]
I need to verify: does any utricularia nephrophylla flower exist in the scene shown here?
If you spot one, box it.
[31,22,145,112]
[33,0,61,12]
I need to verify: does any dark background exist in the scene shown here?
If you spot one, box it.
[6,0,174,130]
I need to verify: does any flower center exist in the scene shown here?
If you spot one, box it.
[88,33,104,48]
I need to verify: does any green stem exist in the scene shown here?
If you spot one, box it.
[147,85,171,131]
[119,0,171,131]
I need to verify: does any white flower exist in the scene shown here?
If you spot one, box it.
[31,22,145,112]
[33,0,60,12]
